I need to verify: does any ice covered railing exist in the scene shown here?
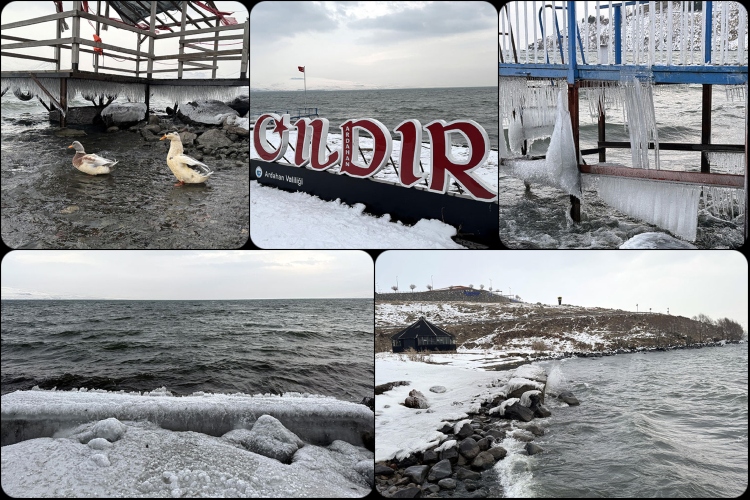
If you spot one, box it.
[0,388,374,449]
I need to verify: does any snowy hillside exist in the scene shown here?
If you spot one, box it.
[375,300,744,356]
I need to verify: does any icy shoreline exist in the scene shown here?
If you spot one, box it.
[1,388,374,497]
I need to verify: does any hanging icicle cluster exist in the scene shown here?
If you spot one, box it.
[0,77,62,102]
[702,186,745,221]
[582,81,623,122]
[621,75,660,170]
[585,176,701,241]
[151,85,247,105]
[67,79,145,103]
[725,84,746,102]
[499,77,565,155]
[706,152,746,175]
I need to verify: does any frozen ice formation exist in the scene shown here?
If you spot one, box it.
[100,102,147,126]
[223,414,304,464]
[1,417,373,497]
[176,100,239,125]
[1,389,374,449]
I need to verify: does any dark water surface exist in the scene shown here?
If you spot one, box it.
[250,87,499,150]
[1,98,249,249]
[1,299,374,402]
[496,343,748,497]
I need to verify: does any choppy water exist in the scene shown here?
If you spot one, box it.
[496,343,748,497]
[0,299,374,402]
[499,84,747,249]
[250,87,499,150]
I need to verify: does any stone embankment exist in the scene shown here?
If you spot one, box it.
[375,365,580,498]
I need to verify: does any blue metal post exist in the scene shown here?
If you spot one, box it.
[567,1,577,83]
[704,1,713,64]
[614,6,622,65]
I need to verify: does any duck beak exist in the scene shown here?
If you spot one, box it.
[67,145,73,149]
[160,134,167,140]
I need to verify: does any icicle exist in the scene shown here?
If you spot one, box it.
[588,176,701,241]
[151,85,247,105]
[621,75,659,170]
[703,185,746,221]
[1,77,62,102]
[706,151,746,175]
[667,1,673,65]
[649,0,655,66]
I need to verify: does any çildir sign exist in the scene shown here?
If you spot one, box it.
[253,114,497,202]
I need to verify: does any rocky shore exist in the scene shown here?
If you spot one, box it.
[375,365,580,498]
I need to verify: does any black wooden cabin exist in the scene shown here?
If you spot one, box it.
[391,316,456,353]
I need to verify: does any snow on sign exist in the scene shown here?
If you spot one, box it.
[253,113,497,202]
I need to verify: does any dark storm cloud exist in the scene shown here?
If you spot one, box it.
[349,1,496,43]
[250,1,339,41]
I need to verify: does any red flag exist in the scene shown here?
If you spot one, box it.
[298,66,305,73]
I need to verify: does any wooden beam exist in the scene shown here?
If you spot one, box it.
[95,65,138,73]
[76,11,150,35]
[212,17,220,79]
[147,1,157,78]
[1,38,75,50]
[152,49,242,61]
[178,1,188,78]
[1,34,34,42]
[0,11,71,31]
[74,38,152,59]
[179,34,243,44]
[156,23,242,39]
[240,19,248,77]
[28,73,65,117]
[0,52,58,63]
[579,164,745,188]
[597,141,744,152]
[149,66,216,73]
[71,1,80,71]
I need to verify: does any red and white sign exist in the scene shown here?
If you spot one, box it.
[253,114,496,202]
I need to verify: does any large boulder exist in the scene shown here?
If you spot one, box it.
[101,102,147,128]
[503,401,535,422]
[403,464,430,484]
[528,393,552,418]
[487,446,507,461]
[455,422,473,439]
[177,99,238,125]
[525,443,544,455]
[404,389,429,409]
[458,438,480,460]
[506,377,546,400]
[196,128,233,150]
[558,390,580,406]
[224,114,250,137]
[427,459,452,481]
[471,451,496,470]
[226,94,249,115]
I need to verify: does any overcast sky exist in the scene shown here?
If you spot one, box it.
[250,1,498,91]
[376,250,749,329]
[1,251,373,300]
[0,1,247,79]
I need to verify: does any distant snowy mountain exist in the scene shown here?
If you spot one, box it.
[0,287,103,300]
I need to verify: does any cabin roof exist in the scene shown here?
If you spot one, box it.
[390,316,455,341]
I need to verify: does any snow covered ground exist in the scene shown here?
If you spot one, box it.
[375,353,509,462]
[1,388,373,497]
[250,127,497,249]
[250,181,464,249]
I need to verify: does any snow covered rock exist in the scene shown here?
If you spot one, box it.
[620,232,697,249]
[520,390,542,407]
[88,437,113,450]
[404,389,429,409]
[101,102,147,127]
[92,417,127,442]
[90,453,111,467]
[177,100,238,126]
[226,95,249,115]
[506,377,546,399]
[235,414,304,464]
[429,385,447,393]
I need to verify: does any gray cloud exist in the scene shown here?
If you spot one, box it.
[250,1,339,42]
[349,1,497,43]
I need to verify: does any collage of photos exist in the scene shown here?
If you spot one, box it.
[1,0,748,498]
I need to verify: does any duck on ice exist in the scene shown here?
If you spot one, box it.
[253,113,497,202]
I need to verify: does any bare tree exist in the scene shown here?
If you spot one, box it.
[469,284,474,289]
[427,284,433,291]
[479,284,485,290]
[410,284,416,292]
[391,285,398,293]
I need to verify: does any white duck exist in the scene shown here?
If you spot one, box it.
[68,141,118,175]
[159,132,213,186]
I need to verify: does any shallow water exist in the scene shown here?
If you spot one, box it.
[495,343,748,497]
[1,97,249,249]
